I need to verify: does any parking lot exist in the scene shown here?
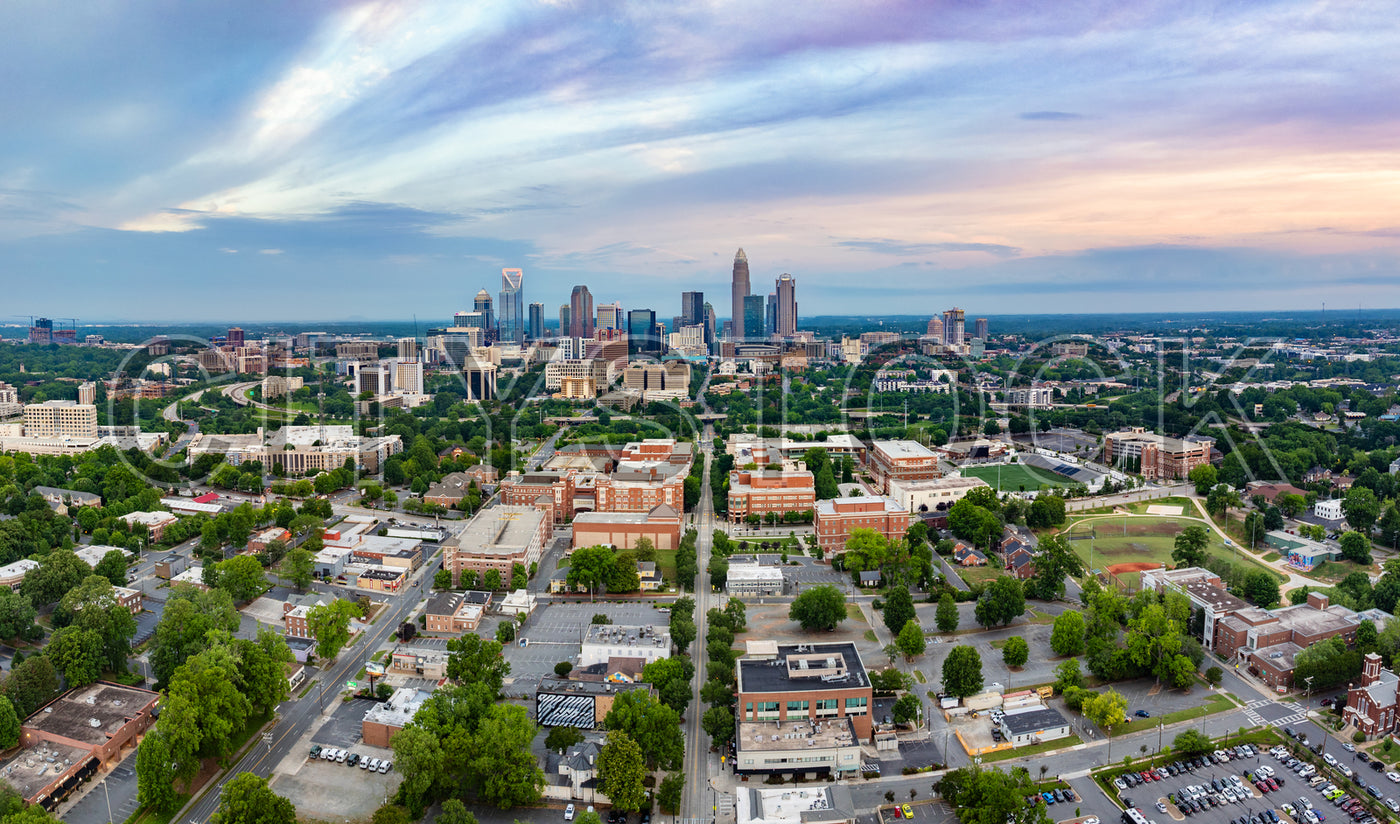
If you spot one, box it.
[311,696,379,750]
[1112,741,1396,824]
[504,601,673,697]
[271,751,401,820]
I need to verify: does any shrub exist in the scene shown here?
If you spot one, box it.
[1354,731,1366,743]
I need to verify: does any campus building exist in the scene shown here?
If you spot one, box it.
[735,642,873,741]
[727,468,816,523]
[570,505,682,551]
[813,496,910,555]
[441,504,550,586]
[866,440,943,493]
[187,425,403,474]
[1102,427,1213,481]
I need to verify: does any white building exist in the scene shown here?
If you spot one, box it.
[578,624,672,668]
[726,557,785,596]
[887,475,991,514]
[1315,499,1344,521]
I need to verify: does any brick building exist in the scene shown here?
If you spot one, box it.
[499,439,692,524]
[571,504,682,551]
[866,440,942,493]
[814,496,910,555]
[361,687,431,748]
[1344,653,1400,738]
[1103,427,1213,480]
[736,642,873,742]
[423,590,491,633]
[441,504,550,586]
[727,468,816,523]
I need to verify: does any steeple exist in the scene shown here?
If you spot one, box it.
[735,248,746,261]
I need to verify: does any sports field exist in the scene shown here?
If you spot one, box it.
[960,463,1073,492]
[1062,515,1285,581]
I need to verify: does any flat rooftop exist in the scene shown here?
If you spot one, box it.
[0,740,90,802]
[1000,706,1069,735]
[25,683,158,747]
[738,642,868,695]
[871,440,937,459]
[1182,580,1250,613]
[362,687,431,729]
[536,676,654,698]
[1252,641,1303,672]
[737,716,857,753]
[452,505,545,554]
[1273,603,1359,637]
[583,624,670,648]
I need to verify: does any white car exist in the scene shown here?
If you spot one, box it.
[1387,799,1400,814]
[1324,753,1338,766]
[565,804,576,821]
[1388,771,1400,783]
[1281,804,1296,817]
[1114,777,1128,791]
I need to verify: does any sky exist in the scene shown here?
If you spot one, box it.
[3,0,1400,323]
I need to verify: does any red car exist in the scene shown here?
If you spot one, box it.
[1141,771,1154,782]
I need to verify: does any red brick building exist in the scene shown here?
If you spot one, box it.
[1344,653,1400,738]
[814,496,910,555]
[1103,428,1213,481]
[736,642,874,741]
[866,440,942,493]
[727,468,815,523]
[571,504,682,551]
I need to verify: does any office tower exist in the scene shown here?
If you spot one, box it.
[355,363,392,396]
[570,285,594,338]
[627,309,658,357]
[498,268,524,344]
[78,382,96,405]
[943,308,965,347]
[528,303,544,340]
[681,291,705,327]
[463,358,497,401]
[766,294,777,337]
[974,318,988,340]
[731,248,750,340]
[775,274,797,336]
[559,305,571,337]
[454,311,471,327]
[926,316,943,339]
[704,303,717,350]
[597,301,623,331]
[474,289,495,342]
[394,359,424,394]
[743,295,765,340]
[227,327,245,346]
[397,338,419,359]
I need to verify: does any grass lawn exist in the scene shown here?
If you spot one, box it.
[957,565,1005,587]
[864,630,878,643]
[1109,692,1235,735]
[961,463,1073,492]
[655,549,677,584]
[1309,559,1372,584]
[1063,515,1285,582]
[913,670,926,684]
[980,732,1084,762]
[845,603,867,624]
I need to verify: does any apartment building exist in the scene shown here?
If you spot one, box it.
[727,468,815,522]
[23,400,97,439]
[814,496,910,555]
[441,504,550,586]
[1103,427,1213,480]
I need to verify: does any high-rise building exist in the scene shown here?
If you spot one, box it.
[528,303,544,340]
[681,291,705,327]
[463,358,498,401]
[227,327,245,346]
[77,382,96,406]
[454,311,472,327]
[775,274,797,336]
[597,302,623,331]
[498,268,524,344]
[570,285,594,338]
[943,308,966,347]
[627,309,658,357]
[743,295,766,341]
[704,303,717,351]
[393,359,424,395]
[766,293,777,337]
[559,305,571,337]
[974,317,989,340]
[397,338,419,359]
[731,248,750,340]
[926,316,943,339]
[474,290,495,342]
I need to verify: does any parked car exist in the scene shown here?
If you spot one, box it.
[1135,709,1151,717]
[565,805,576,821]
[903,805,914,819]
[309,745,322,758]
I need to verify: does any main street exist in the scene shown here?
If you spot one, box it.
[681,428,719,822]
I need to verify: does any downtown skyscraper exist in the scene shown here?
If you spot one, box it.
[528,302,544,340]
[569,285,594,338]
[730,248,749,340]
[775,273,797,336]
[498,268,524,344]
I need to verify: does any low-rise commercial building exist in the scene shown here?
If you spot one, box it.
[362,687,432,748]
[423,590,491,633]
[120,511,178,542]
[535,678,656,729]
[579,624,671,668]
[999,706,1071,746]
[388,645,447,680]
[0,559,39,591]
[735,718,862,777]
[734,784,856,824]
[726,556,785,596]
[736,642,873,741]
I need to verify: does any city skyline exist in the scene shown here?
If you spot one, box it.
[3,2,1400,320]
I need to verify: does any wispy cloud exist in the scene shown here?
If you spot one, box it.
[1019,111,1086,121]
[258,248,283,255]
[835,238,1022,257]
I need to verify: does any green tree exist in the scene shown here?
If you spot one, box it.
[883,586,916,636]
[437,800,477,824]
[0,588,36,640]
[1244,570,1280,607]
[947,500,1001,549]
[702,705,735,746]
[445,634,510,695]
[135,729,181,814]
[468,704,545,809]
[568,545,617,595]
[936,592,959,632]
[1025,495,1067,529]
[1188,464,1217,496]
[941,646,984,698]
[815,463,839,500]
[658,773,685,815]
[1025,534,1083,601]
[209,772,296,824]
[1054,658,1085,693]
[1002,636,1029,668]
[93,549,129,586]
[1050,610,1086,657]
[0,696,18,750]
[149,585,240,689]
[1083,688,1127,730]
[20,549,88,607]
[58,574,137,673]
[1172,729,1213,756]
[46,625,103,686]
[283,548,314,590]
[788,585,847,631]
[1171,525,1209,568]
[974,576,1024,628]
[1339,531,1372,564]
[545,725,585,754]
[306,598,360,661]
[598,731,648,811]
[213,555,268,602]
[896,619,926,660]
[390,725,443,816]
[935,764,1052,824]
[603,689,684,770]
[1343,486,1381,536]
[892,693,922,725]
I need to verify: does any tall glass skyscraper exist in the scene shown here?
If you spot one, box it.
[743,295,765,340]
[498,268,524,344]
[569,285,594,338]
[627,309,658,356]
[474,289,494,343]
[775,273,798,336]
[528,302,544,340]
[731,248,749,340]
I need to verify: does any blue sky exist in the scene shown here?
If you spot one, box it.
[2,0,1399,322]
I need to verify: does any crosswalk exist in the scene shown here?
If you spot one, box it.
[1241,698,1307,729]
